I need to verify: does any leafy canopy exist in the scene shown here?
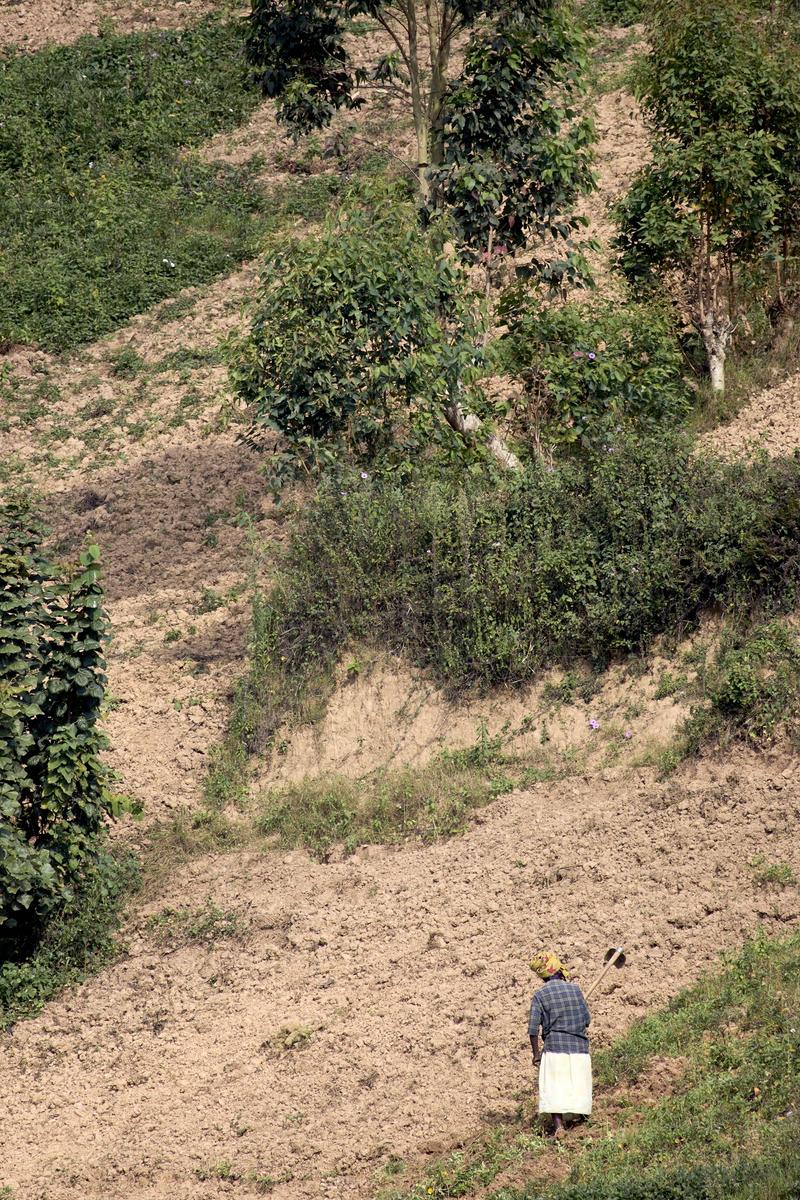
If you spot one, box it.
[429,0,595,265]
[616,0,800,284]
[246,0,596,273]
[230,188,489,484]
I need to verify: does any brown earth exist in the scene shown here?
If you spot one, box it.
[0,0,218,52]
[1,751,798,1199]
[701,370,800,460]
[2,265,274,825]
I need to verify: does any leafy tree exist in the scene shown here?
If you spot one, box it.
[428,1,595,269]
[616,0,800,392]
[230,191,518,483]
[246,0,595,273]
[0,501,116,961]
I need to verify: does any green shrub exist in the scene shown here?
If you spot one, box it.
[584,0,645,25]
[681,621,800,752]
[0,501,120,961]
[495,298,689,449]
[263,435,800,691]
[0,18,265,350]
[230,188,486,487]
[0,848,137,1029]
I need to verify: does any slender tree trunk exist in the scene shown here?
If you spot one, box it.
[443,401,521,469]
[425,0,451,168]
[700,308,731,394]
[405,1,428,197]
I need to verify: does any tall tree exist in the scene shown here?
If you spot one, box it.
[616,0,800,393]
[246,0,594,261]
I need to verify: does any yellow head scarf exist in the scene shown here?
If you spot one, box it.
[530,950,570,980]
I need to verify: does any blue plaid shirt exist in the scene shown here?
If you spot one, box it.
[529,978,591,1055]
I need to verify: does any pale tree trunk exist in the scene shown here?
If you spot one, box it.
[443,402,521,470]
[699,308,732,395]
[697,233,732,395]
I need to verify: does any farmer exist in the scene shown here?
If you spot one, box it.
[528,950,592,1138]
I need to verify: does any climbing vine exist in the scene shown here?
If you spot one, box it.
[0,500,116,961]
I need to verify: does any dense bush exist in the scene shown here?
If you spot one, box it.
[261,435,800,690]
[679,622,800,753]
[495,298,689,448]
[0,502,117,961]
[0,19,264,349]
[0,849,136,1028]
[231,192,488,485]
[584,0,645,25]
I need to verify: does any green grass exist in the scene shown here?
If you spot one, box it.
[256,753,516,861]
[384,933,800,1200]
[0,18,386,352]
[0,18,265,350]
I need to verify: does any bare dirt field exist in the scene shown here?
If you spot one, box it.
[1,749,798,1199]
[0,0,217,52]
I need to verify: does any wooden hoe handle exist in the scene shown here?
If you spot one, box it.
[584,948,625,999]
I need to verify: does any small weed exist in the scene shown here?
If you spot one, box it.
[678,621,800,756]
[749,855,797,888]
[145,898,248,946]
[163,629,182,644]
[196,587,224,614]
[654,670,689,700]
[107,346,145,379]
[195,1160,240,1183]
[263,1024,315,1053]
[153,346,220,375]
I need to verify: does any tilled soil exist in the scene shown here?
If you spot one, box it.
[0,0,215,52]
[1,752,798,1199]
[701,370,800,460]
[2,266,274,825]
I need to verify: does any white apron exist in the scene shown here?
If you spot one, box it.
[538,1051,593,1115]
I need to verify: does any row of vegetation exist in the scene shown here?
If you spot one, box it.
[0,501,135,1026]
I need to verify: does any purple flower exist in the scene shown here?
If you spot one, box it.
[360,471,369,480]
[589,718,600,731]
[624,730,633,739]
[587,352,596,361]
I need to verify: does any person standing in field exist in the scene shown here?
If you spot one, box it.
[528,950,592,1138]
